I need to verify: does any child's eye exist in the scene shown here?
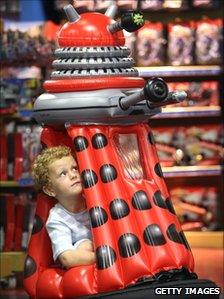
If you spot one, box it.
[60,171,66,177]
[72,166,78,171]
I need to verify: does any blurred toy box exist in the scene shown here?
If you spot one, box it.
[0,78,41,113]
[170,186,219,231]
[152,124,223,167]
[167,81,219,107]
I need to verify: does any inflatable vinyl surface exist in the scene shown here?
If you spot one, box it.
[24,5,218,299]
[24,125,196,299]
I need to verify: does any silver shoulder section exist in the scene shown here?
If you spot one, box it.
[33,89,161,126]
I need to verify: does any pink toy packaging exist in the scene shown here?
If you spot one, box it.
[136,22,165,66]
[167,21,195,66]
[195,18,223,65]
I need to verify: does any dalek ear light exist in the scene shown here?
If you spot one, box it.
[108,11,145,33]
[105,3,117,18]
[64,4,80,23]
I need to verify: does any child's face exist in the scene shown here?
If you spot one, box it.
[45,155,83,201]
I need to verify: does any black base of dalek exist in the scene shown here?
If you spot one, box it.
[82,279,219,299]
[82,268,219,299]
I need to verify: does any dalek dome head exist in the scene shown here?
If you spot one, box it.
[33,5,167,126]
[58,12,125,47]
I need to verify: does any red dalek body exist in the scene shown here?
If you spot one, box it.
[23,5,217,299]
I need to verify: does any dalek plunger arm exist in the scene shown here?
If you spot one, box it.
[119,78,187,110]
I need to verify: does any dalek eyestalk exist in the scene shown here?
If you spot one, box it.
[119,78,168,110]
[108,11,145,33]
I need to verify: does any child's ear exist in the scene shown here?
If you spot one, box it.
[43,185,56,197]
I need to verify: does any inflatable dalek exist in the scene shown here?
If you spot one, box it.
[24,4,218,299]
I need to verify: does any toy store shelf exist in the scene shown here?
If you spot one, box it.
[137,65,222,77]
[0,110,33,120]
[0,251,26,278]
[13,110,32,119]
[185,231,223,249]
[0,178,34,187]
[156,106,221,118]
[18,109,33,118]
[162,165,222,178]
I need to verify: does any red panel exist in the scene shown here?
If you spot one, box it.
[62,265,95,298]
[0,134,7,180]
[139,125,194,271]
[3,194,15,251]
[14,133,23,181]
[67,124,194,288]
[36,268,64,299]
[14,194,26,251]
[24,125,195,298]
[40,126,74,149]
[23,193,56,298]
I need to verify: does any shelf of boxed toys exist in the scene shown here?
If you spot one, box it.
[0,111,34,123]
[0,165,222,188]
[15,110,33,119]
[137,65,223,117]
[162,165,222,178]
[0,178,34,188]
[157,106,221,118]
[137,65,223,77]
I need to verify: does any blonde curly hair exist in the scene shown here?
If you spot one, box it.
[32,146,73,191]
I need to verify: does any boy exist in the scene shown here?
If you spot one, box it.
[32,146,96,269]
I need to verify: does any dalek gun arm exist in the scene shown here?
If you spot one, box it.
[119,78,187,110]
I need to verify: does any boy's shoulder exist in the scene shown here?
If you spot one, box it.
[47,203,68,223]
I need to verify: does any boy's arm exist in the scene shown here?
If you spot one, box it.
[46,219,95,268]
[76,239,94,251]
[58,245,96,269]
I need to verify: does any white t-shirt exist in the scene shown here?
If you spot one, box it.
[46,203,92,261]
